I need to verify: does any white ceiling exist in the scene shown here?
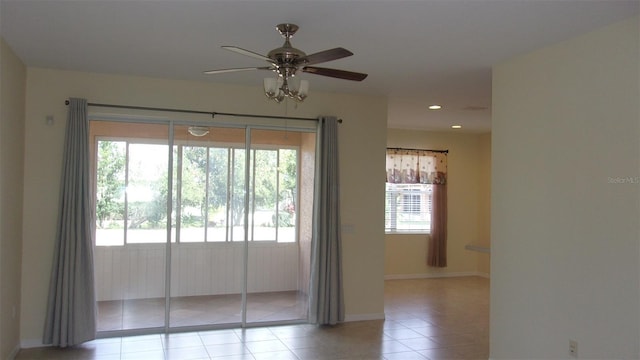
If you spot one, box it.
[1,0,638,132]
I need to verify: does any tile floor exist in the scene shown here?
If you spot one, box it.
[16,276,490,360]
[98,291,308,331]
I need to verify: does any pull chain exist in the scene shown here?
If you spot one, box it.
[284,98,289,140]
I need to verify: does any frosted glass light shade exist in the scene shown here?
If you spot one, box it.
[298,80,309,97]
[188,126,210,137]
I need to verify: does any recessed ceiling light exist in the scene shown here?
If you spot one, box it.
[451,125,462,129]
[428,105,442,110]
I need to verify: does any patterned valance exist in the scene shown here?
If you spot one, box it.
[385,148,447,185]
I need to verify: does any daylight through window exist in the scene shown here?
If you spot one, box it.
[384,148,447,233]
[95,139,298,246]
[385,183,432,232]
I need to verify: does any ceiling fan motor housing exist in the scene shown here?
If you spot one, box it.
[268,24,306,78]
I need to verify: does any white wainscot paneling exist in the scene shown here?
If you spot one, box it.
[95,245,166,301]
[95,243,299,301]
[247,243,299,293]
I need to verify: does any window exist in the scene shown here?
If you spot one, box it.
[402,191,421,214]
[384,147,447,234]
[95,138,299,246]
[385,183,432,233]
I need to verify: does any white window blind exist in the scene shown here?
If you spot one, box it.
[385,183,432,233]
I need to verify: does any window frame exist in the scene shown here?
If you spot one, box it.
[385,182,432,235]
[93,136,301,246]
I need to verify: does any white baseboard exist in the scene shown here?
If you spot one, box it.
[344,312,385,322]
[8,344,20,360]
[384,271,489,280]
[20,339,46,349]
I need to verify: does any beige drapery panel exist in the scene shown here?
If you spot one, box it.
[386,148,448,267]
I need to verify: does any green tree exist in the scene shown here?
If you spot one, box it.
[126,143,170,229]
[207,147,229,225]
[278,149,297,212]
[96,141,125,228]
[253,149,277,210]
[96,142,299,232]
[230,149,246,226]
[275,149,297,227]
[181,146,208,226]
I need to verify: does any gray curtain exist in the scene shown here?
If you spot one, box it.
[309,116,344,325]
[43,98,97,347]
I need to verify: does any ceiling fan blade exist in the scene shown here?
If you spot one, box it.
[302,66,368,81]
[221,46,274,63]
[297,47,353,66]
[203,66,272,75]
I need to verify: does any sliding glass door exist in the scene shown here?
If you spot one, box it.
[169,125,246,328]
[245,129,313,324]
[92,122,170,332]
[91,120,314,334]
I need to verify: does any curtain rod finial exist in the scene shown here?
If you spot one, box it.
[65,100,69,105]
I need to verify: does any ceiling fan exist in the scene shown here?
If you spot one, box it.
[204,23,368,102]
[204,23,368,81]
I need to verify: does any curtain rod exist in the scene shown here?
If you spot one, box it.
[387,147,449,154]
[64,100,342,123]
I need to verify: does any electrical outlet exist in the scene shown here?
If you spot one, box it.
[569,339,578,358]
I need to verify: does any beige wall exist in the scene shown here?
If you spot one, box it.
[21,68,387,345]
[385,129,491,277]
[477,133,491,275]
[0,37,26,358]
[491,16,639,359]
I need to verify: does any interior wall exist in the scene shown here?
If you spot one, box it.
[21,68,387,346]
[491,16,639,359]
[0,37,26,359]
[385,129,491,277]
[477,133,491,275]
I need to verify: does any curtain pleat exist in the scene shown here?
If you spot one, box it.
[43,98,97,347]
[427,184,447,267]
[309,116,344,325]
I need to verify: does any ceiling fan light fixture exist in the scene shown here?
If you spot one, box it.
[297,80,309,101]
[264,77,286,103]
[264,76,309,103]
[288,76,301,92]
[287,76,310,102]
[188,126,210,137]
[264,77,282,95]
